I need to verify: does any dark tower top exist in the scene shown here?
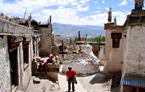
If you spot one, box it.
[135,0,144,10]
[49,15,52,23]
[78,31,81,41]
[108,7,112,23]
[70,38,72,45]
[114,16,117,25]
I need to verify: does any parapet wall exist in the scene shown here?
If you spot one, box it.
[0,17,32,35]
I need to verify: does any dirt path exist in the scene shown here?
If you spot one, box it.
[58,73,87,92]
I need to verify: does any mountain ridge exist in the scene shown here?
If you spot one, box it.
[52,23,106,39]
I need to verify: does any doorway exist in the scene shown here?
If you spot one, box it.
[8,36,19,89]
[10,49,18,88]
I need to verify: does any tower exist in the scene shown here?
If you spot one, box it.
[78,31,81,41]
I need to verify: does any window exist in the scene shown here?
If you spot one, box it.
[92,48,99,56]
[111,33,122,48]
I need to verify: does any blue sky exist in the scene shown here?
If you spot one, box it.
[0,0,142,26]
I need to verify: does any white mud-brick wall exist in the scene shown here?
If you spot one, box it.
[99,46,105,65]
[123,25,145,77]
[21,40,32,90]
[0,36,11,92]
[103,29,124,73]
[39,28,52,56]
[62,63,100,75]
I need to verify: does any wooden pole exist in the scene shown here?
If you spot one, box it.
[62,40,64,58]
[98,35,101,58]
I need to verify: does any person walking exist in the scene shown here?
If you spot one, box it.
[66,66,77,92]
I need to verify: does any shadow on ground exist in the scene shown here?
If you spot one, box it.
[89,73,106,84]
[34,75,57,83]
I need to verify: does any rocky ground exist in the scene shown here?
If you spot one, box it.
[16,75,60,92]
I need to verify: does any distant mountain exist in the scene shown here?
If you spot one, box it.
[52,23,106,39]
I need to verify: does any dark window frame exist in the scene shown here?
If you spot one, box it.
[111,33,122,48]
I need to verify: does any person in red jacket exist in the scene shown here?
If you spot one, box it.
[43,62,47,72]
[47,55,54,63]
[66,66,77,92]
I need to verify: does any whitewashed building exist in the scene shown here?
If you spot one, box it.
[104,8,145,92]
[0,17,34,92]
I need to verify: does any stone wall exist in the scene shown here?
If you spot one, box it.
[39,27,52,57]
[62,63,100,75]
[103,26,124,73]
[52,46,59,55]
[0,36,11,92]
[122,25,145,77]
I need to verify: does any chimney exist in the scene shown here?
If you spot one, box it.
[114,16,117,25]
[78,31,81,41]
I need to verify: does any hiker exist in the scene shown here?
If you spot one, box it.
[47,55,54,64]
[66,66,77,92]
[42,62,47,72]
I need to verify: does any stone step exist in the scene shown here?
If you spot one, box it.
[15,90,25,92]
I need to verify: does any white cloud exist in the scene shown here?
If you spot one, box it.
[105,7,109,11]
[0,0,79,18]
[75,11,128,26]
[90,11,101,13]
[76,4,89,12]
[0,0,129,26]
[40,6,78,23]
[118,0,127,6]
[102,1,105,3]
[45,10,128,26]
[98,7,101,9]
[80,0,90,4]
[112,11,129,25]
[93,1,97,4]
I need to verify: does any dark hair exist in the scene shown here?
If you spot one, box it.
[68,66,72,70]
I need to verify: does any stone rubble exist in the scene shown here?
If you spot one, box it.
[63,52,99,65]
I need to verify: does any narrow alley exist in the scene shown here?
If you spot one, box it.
[16,64,111,92]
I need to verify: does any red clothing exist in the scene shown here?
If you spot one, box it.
[47,57,53,63]
[43,62,47,72]
[66,70,77,78]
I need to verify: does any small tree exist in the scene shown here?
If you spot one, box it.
[101,36,106,42]
[63,45,67,51]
